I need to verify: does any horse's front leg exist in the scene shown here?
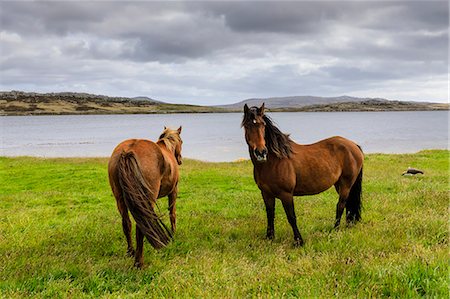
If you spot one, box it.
[168,189,177,233]
[261,190,275,240]
[279,192,304,247]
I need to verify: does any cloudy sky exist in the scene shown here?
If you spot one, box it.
[0,1,448,105]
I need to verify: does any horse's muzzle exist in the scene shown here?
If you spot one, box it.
[254,148,268,162]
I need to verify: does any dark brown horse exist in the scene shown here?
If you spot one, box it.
[242,104,364,246]
[108,126,182,268]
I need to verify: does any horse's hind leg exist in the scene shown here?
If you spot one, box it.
[168,188,177,233]
[279,192,304,247]
[134,225,144,268]
[334,183,351,228]
[116,196,135,256]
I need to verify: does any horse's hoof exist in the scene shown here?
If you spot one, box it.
[293,239,304,247]
[346,220,357,228]
[127,248,135,257]
[334,221,341,230]
[266,228,274,239]
[134,261,143,269]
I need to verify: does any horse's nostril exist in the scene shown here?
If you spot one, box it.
[254,148,267,161]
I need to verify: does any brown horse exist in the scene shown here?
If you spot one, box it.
[108,126,182,268]
[242,104,364,246]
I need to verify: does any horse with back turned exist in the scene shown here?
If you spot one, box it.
[242,104,364,246]
[108,126,183,268]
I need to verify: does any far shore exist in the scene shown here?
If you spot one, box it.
[1,91,448,116]
[2,104,448,116]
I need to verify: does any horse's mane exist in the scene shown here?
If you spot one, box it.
[263,115,293,159]
[242,107,293,159]
[158,128,181,152]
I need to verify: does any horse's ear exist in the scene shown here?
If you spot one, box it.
[164,126,167,130]
[244,104,249,114]
[259,102,265,115]
[177,126,182,134]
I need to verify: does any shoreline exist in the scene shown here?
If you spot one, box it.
[1,149,448,163]
[1,108,449,117]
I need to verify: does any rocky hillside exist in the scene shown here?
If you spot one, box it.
[0,91,224,115]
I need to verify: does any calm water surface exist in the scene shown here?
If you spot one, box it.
[1,111,448,162]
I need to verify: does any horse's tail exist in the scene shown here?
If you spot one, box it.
[117,151,172,249]
[346,145,363,223]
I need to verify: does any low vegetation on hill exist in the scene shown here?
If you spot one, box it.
[0,91,225,115]
[0,151,448,297]
[271,99,449,112]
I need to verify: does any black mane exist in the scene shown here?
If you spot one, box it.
[263,115,293,159]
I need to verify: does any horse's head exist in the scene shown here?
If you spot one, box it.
[174,126,183,165]
[160,126,183,165]
[242,103,268,162]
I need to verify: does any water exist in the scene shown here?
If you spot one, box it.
[1,111,448,162]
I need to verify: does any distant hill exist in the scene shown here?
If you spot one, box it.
[130,96,164,103]
[269,99,449,112]
[0,91,225,115]
[215,95,443,110]
[0,91,447,116]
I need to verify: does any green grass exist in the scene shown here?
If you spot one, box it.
[0,151,448,298]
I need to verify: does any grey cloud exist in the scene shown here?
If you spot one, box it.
[2,1,448,62]
[0,1,447,103]
[0,2,104,36]
[360,1,449,31]
[197,1,338,34]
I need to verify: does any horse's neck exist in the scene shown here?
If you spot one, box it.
[157,140,178,165]
[157,141,178,179]
[157,140,173,153]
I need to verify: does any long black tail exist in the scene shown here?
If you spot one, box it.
[346,167,363,223]
[117,152,172,249]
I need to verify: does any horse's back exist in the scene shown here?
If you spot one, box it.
[292,136,363,195]
[110,138,162,167]
[108,139,164,194]
[303,136,362,161]
[322,136,363,169]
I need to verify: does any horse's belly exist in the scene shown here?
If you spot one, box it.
[294,184,332,196]
[157,183,174,198]
[294,173,338,196]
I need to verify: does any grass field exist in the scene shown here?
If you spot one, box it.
[0,151,448,297]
